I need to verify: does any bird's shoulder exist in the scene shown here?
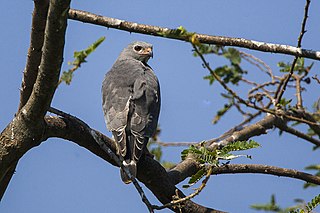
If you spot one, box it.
[112,58,148,74]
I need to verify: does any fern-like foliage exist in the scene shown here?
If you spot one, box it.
[251,194,320,213]
[251,194,282,212]
[181,140,260,188]
[182,168,206,188]
[290,194,320,213]
[60,36,105,85]
[303,165,320,189]
[306,194,320,212]
[219,140,260,154]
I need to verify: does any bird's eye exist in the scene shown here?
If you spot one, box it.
[134,45,143,52]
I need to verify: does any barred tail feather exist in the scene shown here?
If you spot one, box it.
[120,160,137,184]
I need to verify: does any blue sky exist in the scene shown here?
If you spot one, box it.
[1,0,319,212]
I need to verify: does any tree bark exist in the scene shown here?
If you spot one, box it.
[0,0,71,200]
[68,9,320,61]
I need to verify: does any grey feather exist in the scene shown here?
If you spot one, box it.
[102,41,160,183]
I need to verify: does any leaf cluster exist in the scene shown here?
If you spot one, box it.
[158,26,195,39]
[202,47,247,85]
[181,140,260,188]
[251,195,283,212]
[278,58,313,75]
[276,98,293,110]
[251,194,320,213]
[212,102,233,124]
[303,165,320,189]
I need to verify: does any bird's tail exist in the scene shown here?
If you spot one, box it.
[120,160,137,184]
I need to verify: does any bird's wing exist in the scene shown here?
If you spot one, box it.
[130,64,161,161]
[102,63,133,157]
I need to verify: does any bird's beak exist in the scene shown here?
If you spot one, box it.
[143,47,153,58]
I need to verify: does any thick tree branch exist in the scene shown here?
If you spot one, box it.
[289,110,320,137]
[274,119,320,147]
[45,115,118,165]
[168,113,319,186]
[47,107,154,212]
[168,115,277,185]
[0,0,71,201]
[44,114,224,213]
[68,9,320,61]
[211,164,320,185]
[18,0,49,111]
[23,0,70,121]
[1,0,49,200]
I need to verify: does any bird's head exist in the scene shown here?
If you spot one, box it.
[120,41,153,63]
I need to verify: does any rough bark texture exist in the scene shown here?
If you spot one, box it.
[0,0,71,201]
[18,0,49,111]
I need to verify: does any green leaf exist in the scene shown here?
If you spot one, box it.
[60,70,73,85]
[303,164,320,188]
[161,161,176,170]
[305,164,320,170]
[150,146,162,162]
[181,140,259,167]
[251,194,282,212]
[220,140,260,154]
[303,182,318,189]
[278,61,291,73]
[181,145,217,165]
[277,58,314,75]
[187,168,206,187]
[203,74,215,85]
[181,148,190,161]
[212,103,233,124]
[160,26,195,39]
[306,194,320,211]
[223,48,241,65]
[193,44,216,56]
[290,194,320,213]
[59,36,105,85]
[278,98,292,107]
[213,64,246,85]
[73,36,106,66]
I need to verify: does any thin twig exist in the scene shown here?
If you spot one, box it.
[275,57,299,105]
[193,44,318,126]
[293,74,303,109]
[312,75,320,84]
[275,0,311,104]
[273,116,320,147]
[155,141,198,147]
[239,51,274,80]
[153,166,213,211]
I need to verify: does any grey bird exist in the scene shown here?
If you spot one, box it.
[102,41,161,183]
